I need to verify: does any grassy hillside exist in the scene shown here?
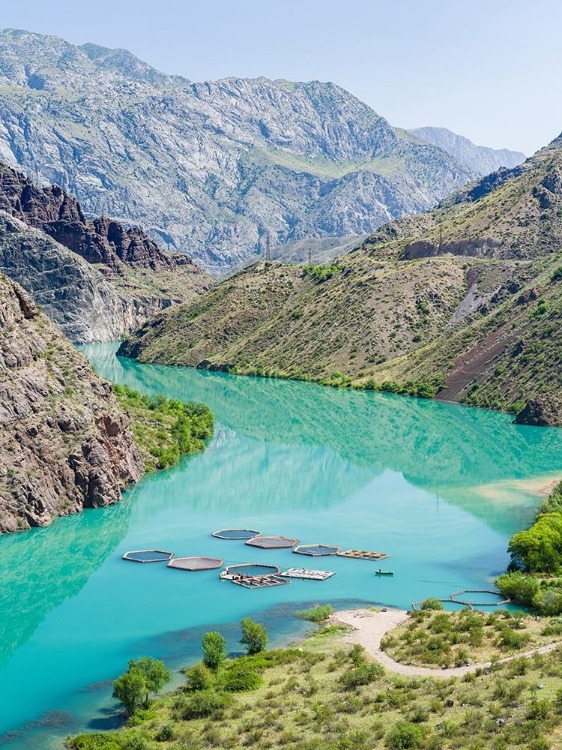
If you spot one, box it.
[67,613,562,749]
[119,137,562,412]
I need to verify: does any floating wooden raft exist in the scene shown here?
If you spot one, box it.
[212,529,262,540]
[293,544,340,556]
[168,556,223,571]
[122,549,174,563]
[231,574,290,589]
[337,550,390,561]
[281,567,335,581]
[245,535,299,549]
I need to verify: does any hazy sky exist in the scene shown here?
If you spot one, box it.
[1,0,560,154]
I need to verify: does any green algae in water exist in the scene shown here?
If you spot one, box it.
[1,341,562,747]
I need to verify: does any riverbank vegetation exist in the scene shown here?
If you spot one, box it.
[496,480,562,615]
[67,612,562,750]
[112,385,214,471]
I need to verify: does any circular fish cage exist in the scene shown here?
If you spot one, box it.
[212,529,262,540]
[245,535,299,549]
[293,544,340,556]
[220,563,281,580]
[122,549,174,563]
[167,556,224,571]
[450,589,511,607]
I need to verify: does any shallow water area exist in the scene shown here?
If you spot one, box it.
[1,342,562,747]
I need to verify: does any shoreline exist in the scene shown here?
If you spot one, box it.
[329,607,562,678]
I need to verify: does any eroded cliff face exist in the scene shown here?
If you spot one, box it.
[0,161,195,272]
[0,162,213,342]
[0,274,144,532]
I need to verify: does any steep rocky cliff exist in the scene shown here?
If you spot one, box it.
[0,29,480,272]
[0,162,213,342]
[0,274,144,532]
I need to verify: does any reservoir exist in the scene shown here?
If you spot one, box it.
[1,342,561,747]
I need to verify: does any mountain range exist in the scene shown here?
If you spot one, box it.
[0,29,524,273]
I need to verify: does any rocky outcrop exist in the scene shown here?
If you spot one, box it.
[0,161,194,272]
[0,165,213,342]
[0,212,139,342]
[0,273,144,532]
[0,29,479,273]
[514,392,562,427]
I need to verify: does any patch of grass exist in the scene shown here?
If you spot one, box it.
[296,604,334,623]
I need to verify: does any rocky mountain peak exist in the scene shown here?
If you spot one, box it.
[0,28,478,272]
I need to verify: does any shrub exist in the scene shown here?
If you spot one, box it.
[67,735,121,750]
[185,662,213,691]
[179,691,232,720]
[386,721,427,749]
[154,723,174,741]
[338,662,384,689]
[221,661,263,692]
[420,598,444,611]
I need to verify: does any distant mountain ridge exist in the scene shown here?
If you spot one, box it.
[0,28,485,273]
[409,126,526,176]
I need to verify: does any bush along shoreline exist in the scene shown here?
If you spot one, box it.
[496,480,562,615]
[112,384,214,472]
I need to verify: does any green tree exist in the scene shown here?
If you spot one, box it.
[202,631,227,672]
[128,656,171,706]
[240,617,268,655]
[112,669,146,717]
[508,512,562,573]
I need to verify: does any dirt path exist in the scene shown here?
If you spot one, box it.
[330,608,561,678]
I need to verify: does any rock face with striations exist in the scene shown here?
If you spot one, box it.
[0,162,213,342]
[0,29,481,273]
[0,161,193,272]
[514,392,562,427]
[0,273,144,532]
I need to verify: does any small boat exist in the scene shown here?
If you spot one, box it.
[375,569,394,576]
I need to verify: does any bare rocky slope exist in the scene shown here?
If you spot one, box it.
[0,162,212,342]
[0,274,144,533]
[119,134,562,417]
[0,29,487,273]
[409,127,525,176]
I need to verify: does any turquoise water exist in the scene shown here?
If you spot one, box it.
[2,342,562,747]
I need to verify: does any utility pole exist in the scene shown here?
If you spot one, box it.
[308,247,312,265]
[438,224,443,254]
[265,234,271,262]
